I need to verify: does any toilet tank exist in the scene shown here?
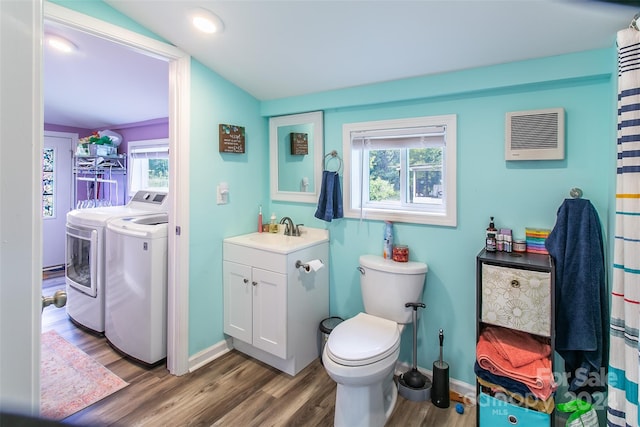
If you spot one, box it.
[359,255,428,324]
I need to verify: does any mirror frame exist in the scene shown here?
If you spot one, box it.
[269,111,323,203]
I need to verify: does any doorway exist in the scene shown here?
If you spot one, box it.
[43,2,191,378]
[0,1,189,412]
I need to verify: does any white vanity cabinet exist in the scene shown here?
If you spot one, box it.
[223,229,329,376]
[223,261,287,358]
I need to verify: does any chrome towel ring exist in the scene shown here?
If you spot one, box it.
[323,150,342,173]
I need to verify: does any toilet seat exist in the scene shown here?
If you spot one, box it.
[326,313,400,366]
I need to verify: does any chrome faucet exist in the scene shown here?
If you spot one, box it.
[279,216,301,236]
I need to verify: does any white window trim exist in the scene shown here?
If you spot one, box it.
[342,114,457,226]
[128,138,169,197]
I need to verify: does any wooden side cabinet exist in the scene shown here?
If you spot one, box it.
[476,249,555,427]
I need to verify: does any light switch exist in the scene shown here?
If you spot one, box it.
[217,182,229,205]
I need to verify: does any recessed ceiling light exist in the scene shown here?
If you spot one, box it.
[45,34,77,53]
[192,8,224,34]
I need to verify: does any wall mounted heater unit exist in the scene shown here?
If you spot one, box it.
[505,108,564,161]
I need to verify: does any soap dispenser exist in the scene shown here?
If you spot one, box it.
[270,213,278,233]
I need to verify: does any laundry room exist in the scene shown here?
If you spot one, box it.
[42,17,172,368]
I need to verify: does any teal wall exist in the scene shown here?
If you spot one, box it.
[187,61,267,354]
[53,1,618,387]
[264,49,618,385]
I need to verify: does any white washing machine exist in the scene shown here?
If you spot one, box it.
[65,190,168,333]
[105,213,168,365]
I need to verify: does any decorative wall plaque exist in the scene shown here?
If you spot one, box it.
[219,124,246,153]
[290,132,308,155]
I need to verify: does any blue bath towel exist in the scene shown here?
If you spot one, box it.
[314,171,343,222]
[545,198,608,392]
[474,362,533,398]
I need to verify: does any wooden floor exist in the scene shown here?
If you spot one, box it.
[42,276,476,426]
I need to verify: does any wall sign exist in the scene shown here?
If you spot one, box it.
[290,132,308,155]
[219,124,246,153]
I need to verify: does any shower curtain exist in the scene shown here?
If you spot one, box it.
[608,27,640,427]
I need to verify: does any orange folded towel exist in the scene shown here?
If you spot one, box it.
[476,333,556,400]
[484,326,551,368]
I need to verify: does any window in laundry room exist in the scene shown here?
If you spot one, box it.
[128,138,169,196]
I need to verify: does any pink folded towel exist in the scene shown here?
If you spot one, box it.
[476,333,556,400]
[484,326,551,368]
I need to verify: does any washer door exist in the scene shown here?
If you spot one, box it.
[65,224,98,297]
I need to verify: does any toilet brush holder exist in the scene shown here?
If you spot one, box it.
[398,302,432,402]
[431,329,450,408]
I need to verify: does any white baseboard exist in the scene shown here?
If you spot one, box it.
[188,337,233,372]
[394,361,476,405]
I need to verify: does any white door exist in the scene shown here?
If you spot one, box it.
[42,131,75,269]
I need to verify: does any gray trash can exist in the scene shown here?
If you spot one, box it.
[319,316,344,364]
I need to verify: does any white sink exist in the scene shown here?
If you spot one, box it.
[224,227,329,254]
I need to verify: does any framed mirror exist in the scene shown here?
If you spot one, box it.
[269,111,323,203]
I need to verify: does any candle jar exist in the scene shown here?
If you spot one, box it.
[392,245,409,262]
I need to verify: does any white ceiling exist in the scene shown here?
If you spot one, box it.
[44,0,640,130]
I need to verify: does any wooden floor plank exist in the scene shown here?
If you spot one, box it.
[41,277,476,426]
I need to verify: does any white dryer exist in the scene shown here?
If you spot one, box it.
[105,213,168,365]
[65,190,168,333]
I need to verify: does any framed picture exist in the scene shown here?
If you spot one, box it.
[290,132,308,155]
[219,124,246,153]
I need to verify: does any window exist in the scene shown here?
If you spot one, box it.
[343,115,456,226]
[128,138,169,196]
[42,147,55,218]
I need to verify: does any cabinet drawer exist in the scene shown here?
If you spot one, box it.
[479,393,549,426]
[481,263,551,336]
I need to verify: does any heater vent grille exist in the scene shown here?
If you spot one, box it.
[505,108,564,160]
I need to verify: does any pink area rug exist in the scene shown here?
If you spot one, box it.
[40,330,128,420]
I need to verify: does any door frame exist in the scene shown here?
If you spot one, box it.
[43,2,191,376]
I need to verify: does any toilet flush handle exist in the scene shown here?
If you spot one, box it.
[357,266,365,275]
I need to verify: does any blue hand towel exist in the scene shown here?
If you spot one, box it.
[314,171,343,222]
[545,198,608,392]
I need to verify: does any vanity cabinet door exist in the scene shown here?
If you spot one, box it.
[252,267,287,359]
[223,260,252,343]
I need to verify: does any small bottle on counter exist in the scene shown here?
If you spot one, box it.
[269,213,278,233]
[501,228,512,253]
[505,234,512,253]
[485,217,497,252]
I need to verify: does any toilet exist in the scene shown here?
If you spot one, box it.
[322,254,428,427]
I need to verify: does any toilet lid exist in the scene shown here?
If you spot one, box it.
[326,313,400,366]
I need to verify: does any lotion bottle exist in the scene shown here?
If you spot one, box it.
[383,221,394,259]
[258,205,263,233]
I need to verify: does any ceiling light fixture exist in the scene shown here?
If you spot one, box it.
[192,8,225,34]
[45,34,78,53]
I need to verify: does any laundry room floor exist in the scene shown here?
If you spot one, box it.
[41,276,476,426]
